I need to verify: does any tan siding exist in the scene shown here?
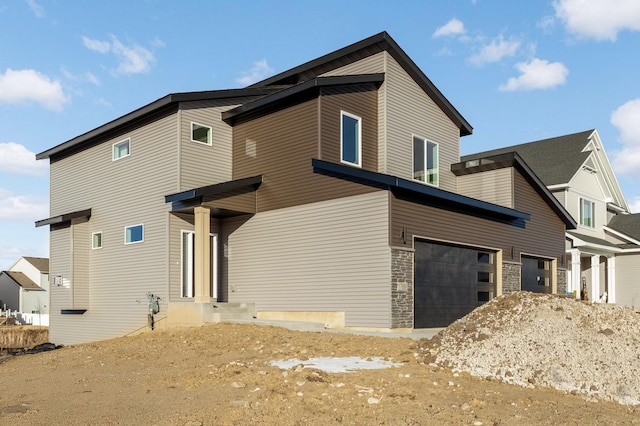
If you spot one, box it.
[320,51,386,76]
[47,113,178,345]
[457,168,514,208]
[72,220,90,309]
[227,191,391,328]
[385,55,459,192]
[615,253,640,309]
[232,96,378,213]
[179,100,243,191]
[48,227,71,345]
[391,169,565,264]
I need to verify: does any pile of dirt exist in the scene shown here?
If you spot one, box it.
[422,292,640,405]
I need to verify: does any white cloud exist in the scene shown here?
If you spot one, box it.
[469,35,521,65]
[610,99,640,176]
[235,59,274,86]
[0,69,67,111]
[499,58,568,91]
[82,35,157,75]
[26,0,44,18]
[433,18,466,38]
[554,0,640,41]
[0,142,48,175]
[0,188,49,221]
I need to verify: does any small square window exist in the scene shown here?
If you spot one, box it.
[113,138,130,160]
[125,224,144,244]
[92,232,102,249]
[191,122,212,145]
[341,111,361,167]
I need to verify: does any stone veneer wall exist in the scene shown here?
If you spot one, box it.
[557,268,568,295]
[502,261,521,294]
[391,247,414,328]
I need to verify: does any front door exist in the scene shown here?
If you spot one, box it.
[181,231,218,299]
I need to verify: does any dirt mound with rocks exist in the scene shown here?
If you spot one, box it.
[423,291,640,405]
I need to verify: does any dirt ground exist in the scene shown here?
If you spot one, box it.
[0,321,638,425]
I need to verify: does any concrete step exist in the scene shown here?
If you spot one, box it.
[212,303,256,320]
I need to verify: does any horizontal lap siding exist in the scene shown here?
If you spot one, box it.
[456,168,514,208]
[385,55,459,193]
[48,114,178,345]
[614,254,640,309]
[227,191,391,327]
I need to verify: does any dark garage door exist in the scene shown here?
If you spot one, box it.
[521,256,551,293]
[414,240,496,328]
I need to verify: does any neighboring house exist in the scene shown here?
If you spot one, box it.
[0,256,49,314]
[36,32,575,345]
[463,129,640,308]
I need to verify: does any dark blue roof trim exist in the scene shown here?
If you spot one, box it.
[312,159,530,228]
[61,309,87,315]
[35,208,92,228]
[165,175,263,204]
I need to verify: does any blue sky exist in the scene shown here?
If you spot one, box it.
[1,0,640,269]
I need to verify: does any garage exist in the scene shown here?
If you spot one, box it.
[414,240,496,328]
[521,256,551,293]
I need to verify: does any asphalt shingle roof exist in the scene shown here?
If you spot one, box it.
[23,257,49,272]
[2,271,43,290]
[607,214,640,242]
[462,129,594,186]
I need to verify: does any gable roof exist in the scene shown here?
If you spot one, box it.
[22,257,49,273]
[607,214,640,241]
[1,271,44,290]
[461,129,594,186]
[451,152,577,229]
[249,31,472,136]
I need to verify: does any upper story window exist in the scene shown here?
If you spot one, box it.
[92,231,102,249]
[125,224,144,244]
[341,111,361,167]
[113,138,130,161]
[413,136,438,186]
[191,122,212,145]
[580,198,595,228]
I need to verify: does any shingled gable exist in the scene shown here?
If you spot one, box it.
[248,31,473,137]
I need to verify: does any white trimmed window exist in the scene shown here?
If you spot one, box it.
[341,111,361,167]
[124,224,144,244]
[191,122,212,145]
[413,136,439,186]
[580,198,595,228]
[113,138,130,160]
[92,231,102,249]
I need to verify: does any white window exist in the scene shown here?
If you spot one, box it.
[341,111,361,167]
[92,231,102,249]
[124,224,144,244]
[181,231,218,298]
[413,136,439,186]
[113,138,130,160]
[580,198,595,228]
[191,122,212,145]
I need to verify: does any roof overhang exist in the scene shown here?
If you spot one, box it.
[35,208,92,228]
[566,231,624,254]
[452,152,577,229]
[165,175,263,217]
[312,159,530,228]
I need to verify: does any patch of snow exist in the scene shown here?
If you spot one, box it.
[270,356,403,373]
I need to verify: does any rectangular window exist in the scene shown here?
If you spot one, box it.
[580,198,595,227]
[191,122,212,145]
[113,138,130,160]
[341,111,361,167]
[413,136,438,185]
[92,232,102,249]
[124,224,144,244]
[181,231,218,298]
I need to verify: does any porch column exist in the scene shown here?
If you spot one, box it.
[590,255,600,303]
[570,249,581,299]
[607,256,616,303]
[194,206,211,303]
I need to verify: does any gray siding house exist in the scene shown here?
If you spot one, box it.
[37,32,575,345]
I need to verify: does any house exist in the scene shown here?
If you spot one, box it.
[0,256,49,314]
[35,32,575,345]
[462,129,640,308]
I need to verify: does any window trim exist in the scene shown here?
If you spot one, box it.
[92,231,103,250]
[580,198,595,228]
[124,224,144,245]
[112,138,131,161]
[340,111,362,167]
[412,134,439,186]
[191,122,212,146]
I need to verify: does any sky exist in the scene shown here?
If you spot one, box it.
[1,0,640,269]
